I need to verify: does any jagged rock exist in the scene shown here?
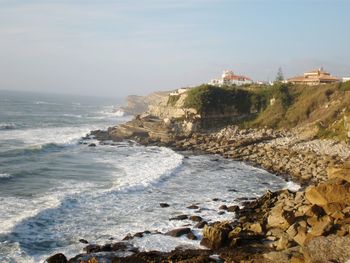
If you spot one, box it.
[246,222,263,234]
[305,181,350,206]
[304,235,350,263]
[201,222,232,249]
[46,253,67,263]
[327,166,350,183]
[165,228,191,237]
[267,205,296,230]
[308,215,333,236]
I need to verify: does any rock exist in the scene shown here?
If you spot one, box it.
[327,166,350,183]
[305,181,350,206]
[276,234,291,251]
[189,216,202,222]
[186,231,198,240]
[79,239,89,244]
[218,211,225,215]
[165,228,191,237]
[304,235,350,263]
[84,244,101,253]
[267,205,296,230]
[88,143,96,147]
[219,205,228,210]
[201,222,232,249]
[46,253,67,263]
[247,222,263,234]
[169,215,188,221]
[292,226,308,246]
[308,215,333,236]
[187,204,199,209]
[195,221,208,229]
[160,203,170,208]
[227,205,239,213]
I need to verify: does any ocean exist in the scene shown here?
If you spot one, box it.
[0,90,294,262]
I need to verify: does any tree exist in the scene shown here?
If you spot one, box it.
[275,67,284,82]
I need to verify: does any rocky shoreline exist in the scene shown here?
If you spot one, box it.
[47,120,350,263]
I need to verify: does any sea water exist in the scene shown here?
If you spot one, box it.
[0,90,294,262]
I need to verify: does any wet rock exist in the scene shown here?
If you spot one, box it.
[186,231,198,240]
[189,215,202,222]
[169,215,188,221]
[84,244,101,253]
[219,205,228,210]
[165,227,191,237]
[227,205,239,213]
[195,221,208,229]
[88,143,96,147]
[46,253,67,263]
[79,239,88,244]
[201,222,232,249]
[187,204,199,209]
[160,203,170,208]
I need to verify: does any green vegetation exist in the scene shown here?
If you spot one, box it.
[167,94,180,106]
[183,84,253,114]
[179,82,350,140]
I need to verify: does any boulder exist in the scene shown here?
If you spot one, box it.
[189,216,202,222]
[160,203,170,208]
[305,181,350,206]
[308,215,333,236]
[267,205,296,230]
[200,222,232,249]
[165,228,191,237]
[327,166,350,183]
[46,253,67,263]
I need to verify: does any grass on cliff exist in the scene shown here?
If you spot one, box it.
[183,84,258,115]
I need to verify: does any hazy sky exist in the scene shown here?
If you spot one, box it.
[1,0,349,97]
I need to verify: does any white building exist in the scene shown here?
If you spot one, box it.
[209,70,253,86]
[343,77,350,83]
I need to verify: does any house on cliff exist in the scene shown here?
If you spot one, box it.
[209,70,253,86]
[343,77,350,83]
[287,68,340,86]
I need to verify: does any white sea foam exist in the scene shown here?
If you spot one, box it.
[62,113,83,118]
[0,126,95,149]
[285,181,301,192]
[0,123,17,130]
[0,173,12,179]
[97,146,184,193]
[34,101,61,106]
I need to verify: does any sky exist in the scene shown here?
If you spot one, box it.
[0,0,349,97]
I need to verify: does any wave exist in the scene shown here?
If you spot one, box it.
[62,113,83,118]
[97,146,184,194]
[0,143,67,158]
[0,123,17,130]
[34,101,62,106]
[0,173,12,179]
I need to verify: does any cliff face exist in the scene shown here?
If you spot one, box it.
[121,91,171,115]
